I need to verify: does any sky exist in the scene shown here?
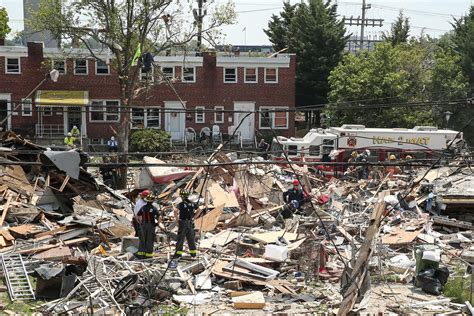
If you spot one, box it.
[1,0,473,45]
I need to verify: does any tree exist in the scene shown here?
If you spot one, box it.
[263,2,296,52]
[382,11,410,46]
[451,6,474,84]
[264,0,348,108]
[326,42,469,130]
[31,0,235,187]
[0,6,11,40]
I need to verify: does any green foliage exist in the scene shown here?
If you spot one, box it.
[264,0,348,106]
[443,265,473,304]
[451,6,474,84]
[0,7,11,39]
[326,41,469,131]
[382,11,410,46]
[264,2,296,52]
[130,129,171,153]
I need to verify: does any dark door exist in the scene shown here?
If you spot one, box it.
[68,107,81,132]
[0,100,7,130]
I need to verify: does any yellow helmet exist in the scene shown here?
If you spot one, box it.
[351,151,358,158]
[405,155,412,160]
[389,154,397,161]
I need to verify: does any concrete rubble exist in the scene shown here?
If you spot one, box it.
[0,133,472,314]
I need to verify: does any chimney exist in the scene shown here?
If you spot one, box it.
[27,42,44,61]
[202,51,216,87]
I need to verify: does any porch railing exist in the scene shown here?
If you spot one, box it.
[35,124,64,137]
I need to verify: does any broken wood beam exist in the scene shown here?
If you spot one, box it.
[337,190,389,316]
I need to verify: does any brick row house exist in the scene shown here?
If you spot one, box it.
[0,42,296,145]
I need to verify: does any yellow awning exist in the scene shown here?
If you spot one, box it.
[35,90,89,107]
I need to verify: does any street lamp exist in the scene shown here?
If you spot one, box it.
[443,111,453,129]
[0,69,60,128]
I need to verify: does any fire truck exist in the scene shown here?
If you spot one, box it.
[271,125,463,176]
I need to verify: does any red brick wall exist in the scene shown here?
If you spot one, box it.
[0,43,296,140]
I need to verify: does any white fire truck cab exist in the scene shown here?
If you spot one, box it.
[271,124,463,175]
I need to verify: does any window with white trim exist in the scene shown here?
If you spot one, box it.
[259,107,288,129]
[21,99,32,116]
[161,66,174,80]
[224,68,237,83]
[5,58,20,74]
[96,60,110,75]
[244,68,257,83]
[182,67,196,82]
[90,100,120,122]
[140,66,154,81]
[195,106,205,123]
[74,59,88,75]
[52,60,66,74]
[264,68,278,83]
[131,107,161,128]
[214,106,224,123]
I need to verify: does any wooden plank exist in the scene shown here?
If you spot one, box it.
[15,237,89,254]
[337,190,389,316]
[0,196,12,226]
[207,181,239,208]
[195,204,224,232]
[200,230,240,249]
[33,246,72,260]
[248,230,298,243]
[59,175,70,192]
[176,267,196,294]
[382,227,423,245]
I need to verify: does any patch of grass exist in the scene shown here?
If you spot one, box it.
[443,266,473,304]
[150,305,189,315]
[0,292,39,314]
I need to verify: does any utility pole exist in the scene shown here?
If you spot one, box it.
[343,0,383,52]
[193,0,207,51]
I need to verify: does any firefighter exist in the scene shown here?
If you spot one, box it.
[386,154,401,178]
[136,194,161,259]
[282,179,305,218]
[63,132,75,148]
[172,190,198,261]
[133,189,151,237]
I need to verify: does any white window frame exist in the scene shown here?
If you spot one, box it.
[89,100,120,123]
[259,106,289,130]
[95,59,110,75]
[161,66,175,80]
[52,59,67,74]
[195,106,205,123]
[264,67,278,84]
[214,106,224,124]
[21,98,32,117]
[140,66,154,82]
[131,107,161,129]
[223,67,237,83]
[74,59,88,75]
[182,67,196,83]
[244,67,258,83]
[5,57,21,74]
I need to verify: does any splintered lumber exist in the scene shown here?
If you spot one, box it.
[15,237,89,254]
[337,190,389,316]
[195,204,224,232]
[0,196,12,226]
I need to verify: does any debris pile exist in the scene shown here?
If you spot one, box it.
[0,135,473,314]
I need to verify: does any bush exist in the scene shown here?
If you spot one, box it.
[130,129,171,153]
